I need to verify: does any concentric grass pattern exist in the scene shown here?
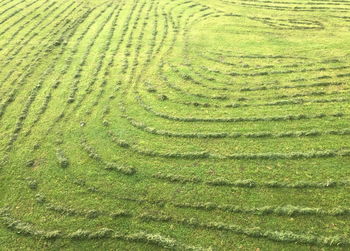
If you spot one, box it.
[0,0,350,250]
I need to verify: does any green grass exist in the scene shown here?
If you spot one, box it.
[0,0,350,250]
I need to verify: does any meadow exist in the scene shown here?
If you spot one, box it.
[0,0,350,250]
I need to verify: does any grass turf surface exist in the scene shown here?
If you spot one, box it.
[0,0,350,250]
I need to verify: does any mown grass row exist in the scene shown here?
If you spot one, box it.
[108,130,350,160]
[0,0,56,45]
[0,208,205,250]
[121,104,350,139]
[140,212,350,247]
[23,4,97,138]
[89,0,144,118]
[33,189,350,221]
[25,181,350,248]
[41,2,114,136]
[66,3,118,104]
[221,0,350,12]
[152,172,349,189]
[80,136,350,189]
[0,2,88,123]
[3,6,92,149]
[28,180,350,247]
[0,0,70,70]
[71,1,126,113]
[0,0,35,26]
[59,0,144,125]
[81,140,136,175]
[0,1,82,90]
[135,92,345,122]
[142,68,349,108]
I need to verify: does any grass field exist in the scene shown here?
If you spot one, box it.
[0,0,350,250]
